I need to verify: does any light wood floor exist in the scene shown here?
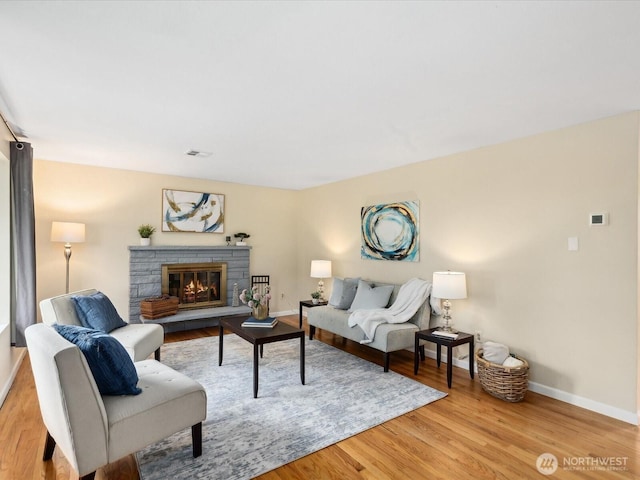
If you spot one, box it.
[1,314,638,479]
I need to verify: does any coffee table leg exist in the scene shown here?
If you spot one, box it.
[299,302,303,328]
[253,343,259,398]
[300,334,305,385]
[218,324,224,366]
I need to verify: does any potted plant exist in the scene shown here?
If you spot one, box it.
[234,232,250,246]
[138,224,156,246]
[310,291,322,304]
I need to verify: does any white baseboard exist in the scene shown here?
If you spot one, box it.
[0,347,26,409]
[527,381,638,425]
[422,348,638,426]
[273,309,297,318]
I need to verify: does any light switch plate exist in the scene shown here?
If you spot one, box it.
[568,237,579,251]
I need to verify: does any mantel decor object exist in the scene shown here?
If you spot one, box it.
[234,232,250,246]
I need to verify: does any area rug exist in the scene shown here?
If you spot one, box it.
[136,335,446,480]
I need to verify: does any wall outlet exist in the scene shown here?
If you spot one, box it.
[475,331,482,343]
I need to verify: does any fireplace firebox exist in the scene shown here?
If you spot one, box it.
[161,262,227,309]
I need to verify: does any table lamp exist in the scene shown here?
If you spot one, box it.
[310,260,332,300]
[432,271,467,332]
[51,221,85,293]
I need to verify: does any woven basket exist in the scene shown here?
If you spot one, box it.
[140,295,179,320]
[476,349,529,402]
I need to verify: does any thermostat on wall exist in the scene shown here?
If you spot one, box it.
[589,213,608,226]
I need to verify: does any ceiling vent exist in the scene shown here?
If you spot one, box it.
[185,150,212,157]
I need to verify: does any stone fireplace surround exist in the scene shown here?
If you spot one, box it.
[128,245,251,326]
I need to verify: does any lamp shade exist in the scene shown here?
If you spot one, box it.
[432,271,467,299]
[310,260,332,278]
[51,222,86,243]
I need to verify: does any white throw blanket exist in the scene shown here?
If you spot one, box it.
[347,278,432,344]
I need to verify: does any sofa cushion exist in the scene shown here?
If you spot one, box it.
[71,291,127,333]
[53,324,142,396]
[349,280,394,311]
[328,277,360,310]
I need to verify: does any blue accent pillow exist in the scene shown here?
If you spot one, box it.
[53,324,142,396]
[71,292,127,333]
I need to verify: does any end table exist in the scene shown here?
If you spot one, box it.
[414,327,474,388]
[299,299,327,328]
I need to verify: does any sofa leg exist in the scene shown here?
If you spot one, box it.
[43,430,56,460]
[309,325,315,340]
[192,422,202,458]
[154,347,161,361]
[80,473,96,480]
[383,352,390,372]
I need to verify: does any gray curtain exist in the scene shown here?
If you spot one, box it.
[10,141,36,347]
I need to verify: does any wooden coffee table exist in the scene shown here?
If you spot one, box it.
[218,317,305,398]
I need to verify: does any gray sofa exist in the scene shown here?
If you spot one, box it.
[307,280,433,371]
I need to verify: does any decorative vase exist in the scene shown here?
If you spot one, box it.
[140,237,151,246]
[312,298,319,305]
[252,303,268,320]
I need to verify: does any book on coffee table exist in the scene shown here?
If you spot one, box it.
[241,317,278,328]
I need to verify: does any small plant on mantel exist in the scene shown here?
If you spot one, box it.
[234,232,250,246]
[138,224,156,238]
[137,224,156,246]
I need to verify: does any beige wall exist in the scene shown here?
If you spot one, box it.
[31,112,639,422]
[34,162,300,318]
[297,113,639,419]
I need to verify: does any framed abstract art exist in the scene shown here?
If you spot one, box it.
[162,189,225,233]
[360,200,419,261]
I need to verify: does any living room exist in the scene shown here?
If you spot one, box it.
[19,111,640,427]
[1,1,639,479]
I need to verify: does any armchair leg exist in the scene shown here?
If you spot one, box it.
[154,347,161,361]
[43,430,56,460]
[192,422,202,458]
[309,325,316,340]
[383,352,390,372]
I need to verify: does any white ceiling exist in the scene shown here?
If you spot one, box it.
[1,1,640,190]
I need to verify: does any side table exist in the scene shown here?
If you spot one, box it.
[299,299,328,328]
[414,328,474,388]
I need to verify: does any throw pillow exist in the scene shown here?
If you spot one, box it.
[328,277,360,310]
[71,291,127,333]
[53,324,142,396]
[348,280,394,312]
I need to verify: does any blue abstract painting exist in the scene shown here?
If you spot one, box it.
[162,189,225,233]
[361,200,419,261]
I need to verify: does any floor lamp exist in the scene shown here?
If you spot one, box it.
[51,221,85,293]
